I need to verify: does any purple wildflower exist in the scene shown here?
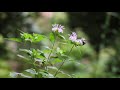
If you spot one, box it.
[52,24,65,33]
[80,38,86,45]
[76,38,86,45]
[69,32,77,42]
[76,39,83,45]
[69,32,86,46]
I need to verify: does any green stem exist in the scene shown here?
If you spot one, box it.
[48,35,57,60]
[31,57,38,78]
[47,33,57,64]
[54,44,75,77]
[33,62,38,78]
[42,33,57,71]
[29,42,39,78]
[48,39,56,61]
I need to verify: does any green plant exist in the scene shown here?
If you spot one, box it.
[8,24,86,78]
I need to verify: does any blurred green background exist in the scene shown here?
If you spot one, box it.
[0,12,120,78]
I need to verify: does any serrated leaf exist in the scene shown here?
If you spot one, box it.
[32,33,46,43]
[49,32,55,43]
[25,69,37,75]
[20,32,33,42]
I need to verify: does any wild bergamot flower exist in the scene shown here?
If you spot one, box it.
[69,32,86,46]
[76,38,86,46]
[52,24,65,33]
[69,32,77,42]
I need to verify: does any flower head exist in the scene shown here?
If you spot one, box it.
[69,32,86,46]
[80,38,86,45]
[69,32,77,42]
[52,24,65,33]
[76,39,83,45]
[76,38,86,46]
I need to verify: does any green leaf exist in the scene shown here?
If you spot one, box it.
[17,54,35,66]
[10,72,18,78]
[66,40,72,44]
[37,50,45,57]
[68,59,81,65]
[32,33,46,43]
[58,34,66,40]
[19,49,32,55]
[34,58,42,63]
[44,46,52,50]
[17,54,28,60]
[10,72,32,78]
[47,66,58,71]
[20,32,47,43]
[58,42,67,45]
[57,47,64,54]
[50,56,58,58]
[20,32,33,42]
[6,38,22,42]
[39,71,54,78]
[51,58,63,64]
[58,71,71,78]
[20,73,32,78]
[25,69,37,75]
[61,54,69,58]
[49,32,55,43]
[43,46,52,53]
[47,73,54,78]
[47,66,58,74]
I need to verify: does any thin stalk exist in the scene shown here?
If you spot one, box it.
[42,33,57,70]
[29,42,39,78]
[54,44,75,77]
[47,34,57,61]
[33,61,38,78]
[47,33,57,66]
